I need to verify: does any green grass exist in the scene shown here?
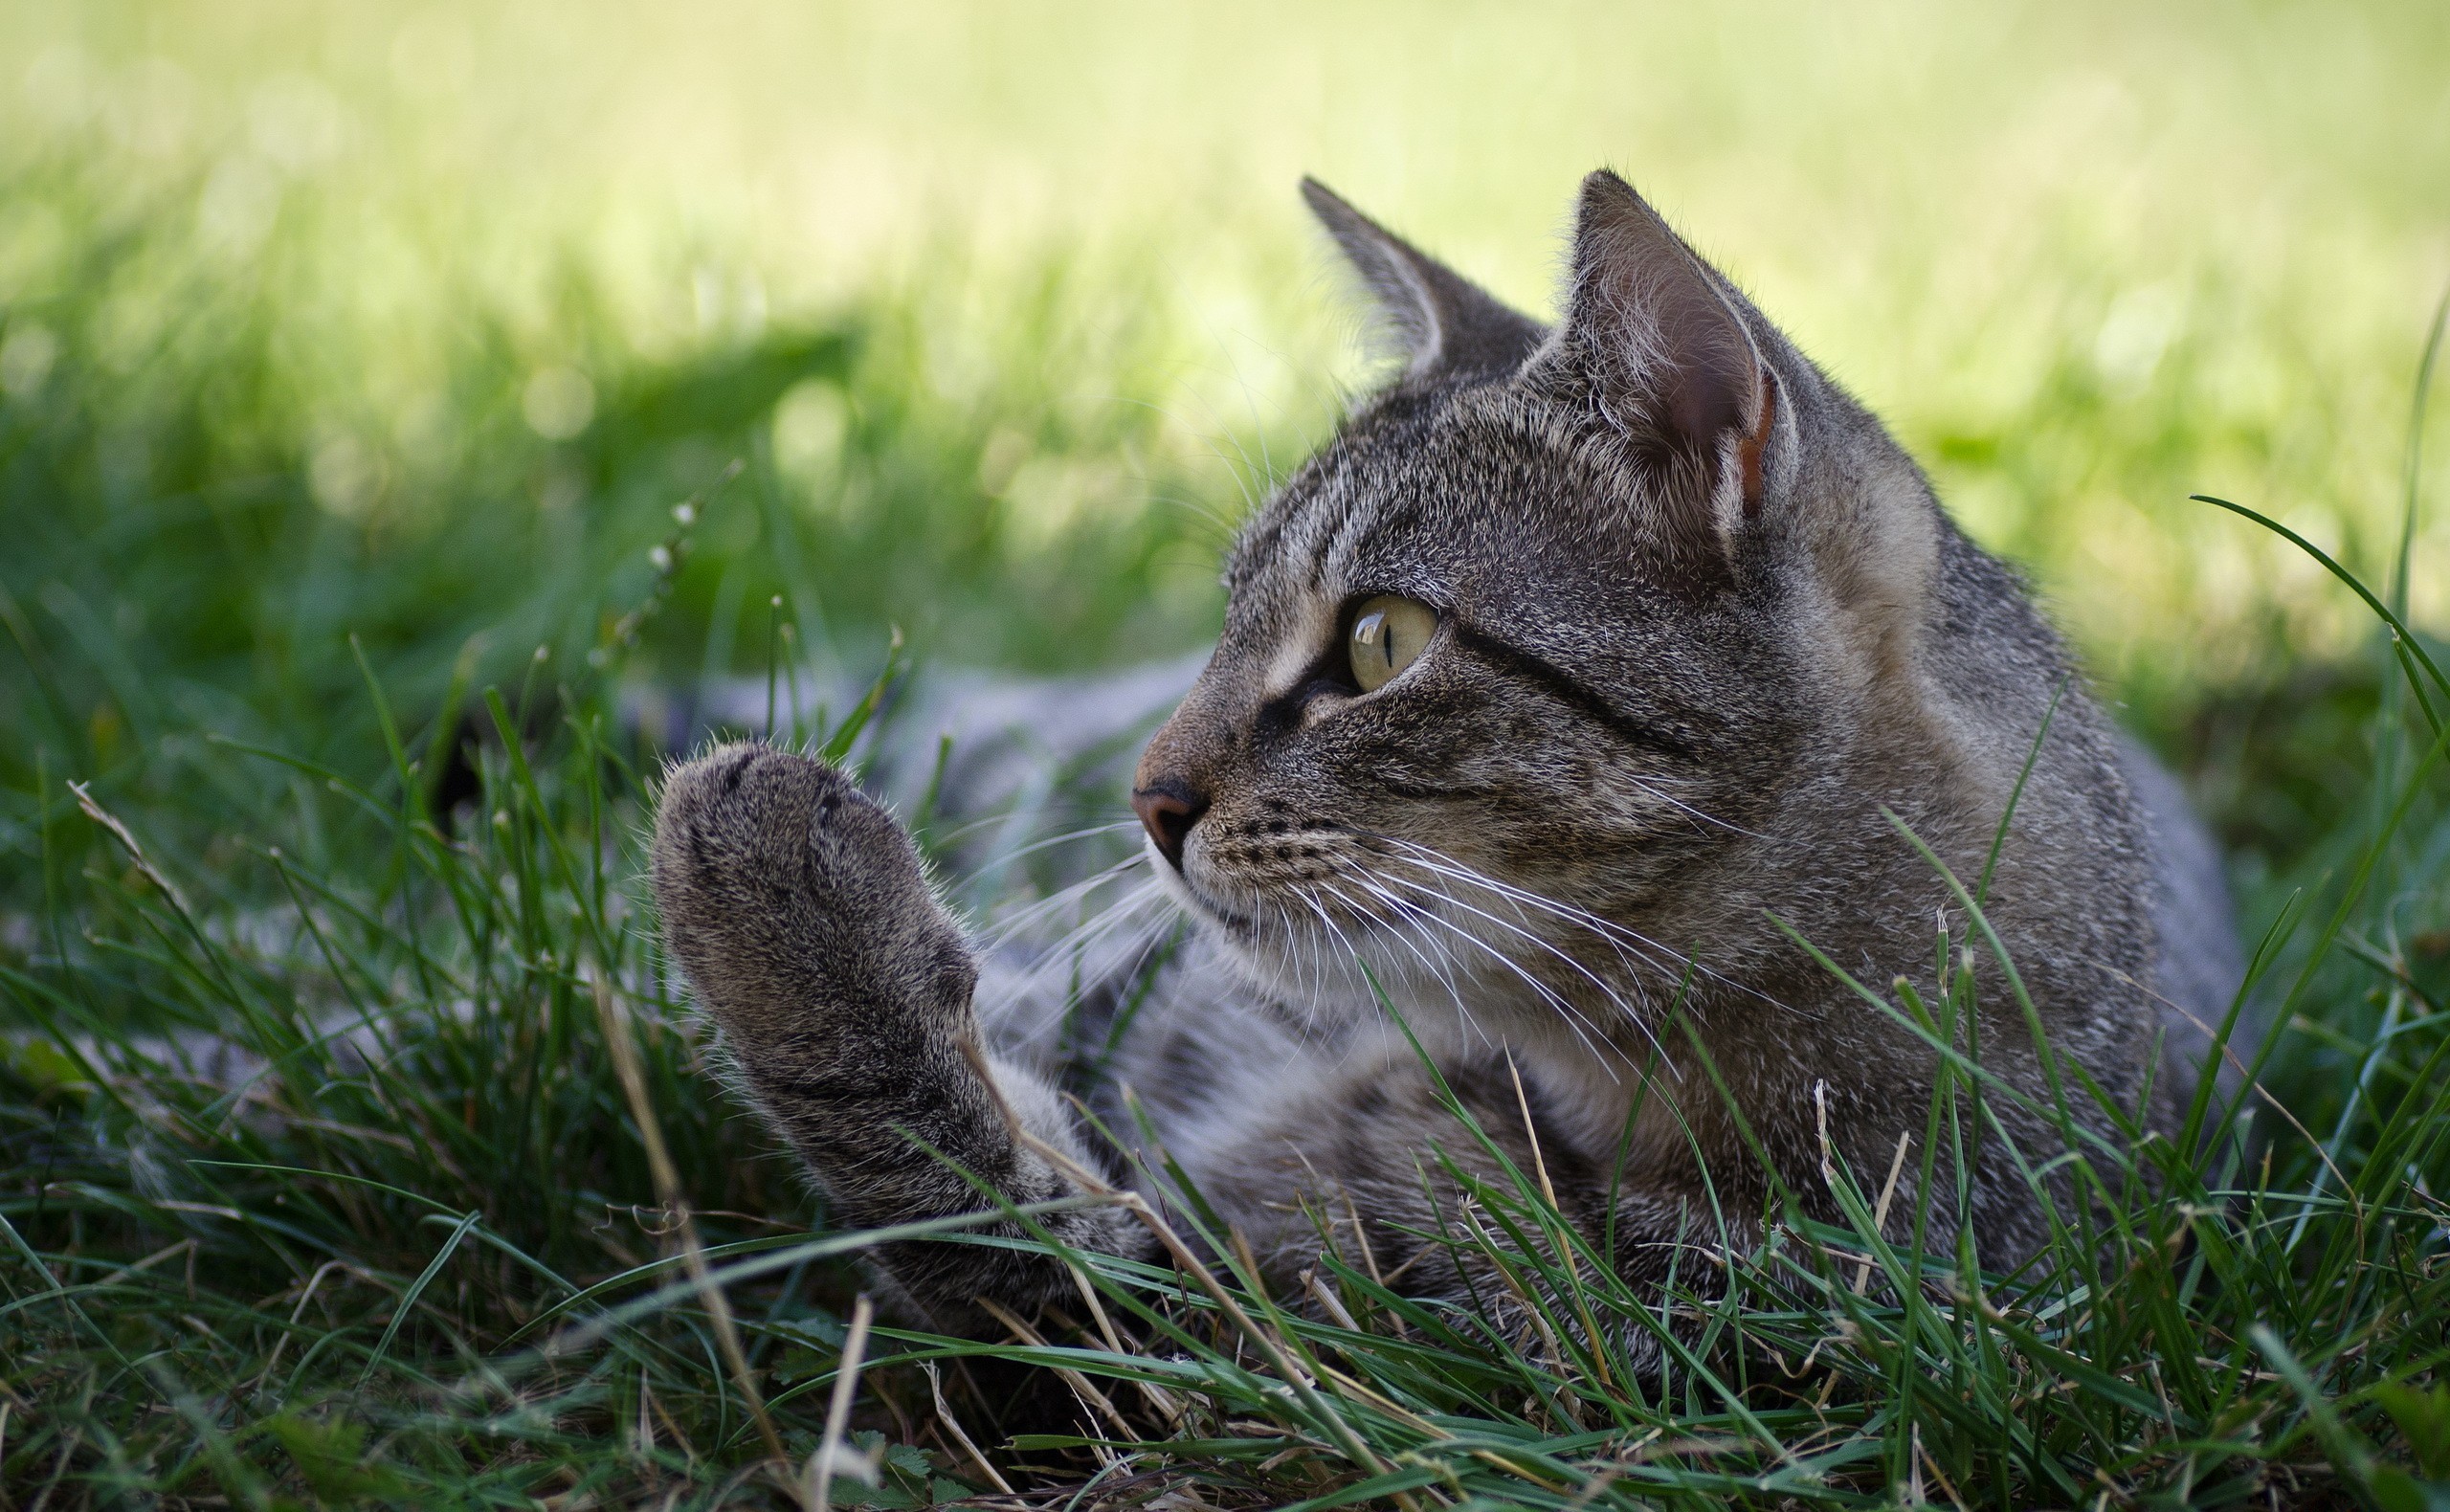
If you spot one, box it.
[3,479,2446,1510]
[4,3,2450,1505]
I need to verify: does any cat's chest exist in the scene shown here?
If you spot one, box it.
[1112,944,1657,1167]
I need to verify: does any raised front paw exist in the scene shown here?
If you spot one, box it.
[650,744,976,1045]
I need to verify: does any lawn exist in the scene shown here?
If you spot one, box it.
[2,2,2447,1505]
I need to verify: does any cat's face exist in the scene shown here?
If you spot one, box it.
[1132,175,1937,1027]
[1139,387,1798,1010]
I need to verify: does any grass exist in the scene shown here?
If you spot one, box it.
[2,503,2446,1509]
[3,2,2449,1505]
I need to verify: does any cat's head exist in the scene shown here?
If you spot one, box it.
[1132,171,1950,1029]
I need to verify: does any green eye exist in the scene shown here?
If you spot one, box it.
[1347,595,1437,693]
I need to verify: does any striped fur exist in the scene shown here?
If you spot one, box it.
[650,171,2243,1340]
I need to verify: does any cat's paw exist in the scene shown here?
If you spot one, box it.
[651,743,975,1044]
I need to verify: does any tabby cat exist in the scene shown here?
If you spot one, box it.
[650,170,2243,1338]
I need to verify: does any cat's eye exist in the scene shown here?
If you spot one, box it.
[1347,595,1437,694]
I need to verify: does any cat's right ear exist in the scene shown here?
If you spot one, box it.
[1302,178,1546,383]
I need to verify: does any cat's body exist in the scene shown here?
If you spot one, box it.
[651,172,2245,1337]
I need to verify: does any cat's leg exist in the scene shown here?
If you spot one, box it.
[650,743,1150,1326]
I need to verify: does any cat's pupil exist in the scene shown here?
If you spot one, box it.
[1359,611,1392,664]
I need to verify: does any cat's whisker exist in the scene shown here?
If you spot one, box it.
[1301,875,1454,1043]
[1294,887,1367,994]
[992,879,1170,1008]
[1326,861,1627,1071]
[1301,892,1349,1034]
[1377,888,1625,1072]
[998,893,1165,1000]
[1289,899,1331,1043]
[967,819,1146,881]
[1304,877,1433,1016]
[1130,389,1269,520]
[1381,850,1683,991]
[918,806,1108,854]
[1093,889,1192,1026]
[1355,849,1627,982]
[1284,884,1388,1050]
[1342,860,1653,1068]
[1380,849,1741,1031]
[1637,786,1763,839]
[1374,836,1785,1014]
[977,853,1151,951]
[1218,837,1617,1062]
[1414,920,1498,1052]
[1315,873,1502,1054]
[983,845,1146,917]
[1013,907,1178,1044]
[1374,837,1675,960]
[1279,896,1342,1050]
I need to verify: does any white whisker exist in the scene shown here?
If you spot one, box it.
[1329,856,1653,1068]
[1350,869,1624,1073]
[1611,774,1769,841]
[993,881,1169,1005]
[1375,836,1784,1016]
[977,853,1151,951]
[1316,872,1500,1053]
[967,819,1145,880]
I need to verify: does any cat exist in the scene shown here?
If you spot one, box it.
[649,169,2246,1341]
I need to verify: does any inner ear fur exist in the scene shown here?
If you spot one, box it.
[1301,177,1547,383]
[1526,170,1778,543]
[1522,170,1939,672]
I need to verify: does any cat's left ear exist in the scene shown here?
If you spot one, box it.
[1302,178,1547,382]
[1524,170,1780,544]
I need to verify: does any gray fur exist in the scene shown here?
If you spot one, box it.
[650,170,2245,1336]
[652,744,1151,1326]
[2123,739,2258,1106]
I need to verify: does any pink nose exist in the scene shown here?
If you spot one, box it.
[1130,783,1208,869]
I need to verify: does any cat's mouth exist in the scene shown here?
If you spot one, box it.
[1161,823,1504,968]
[1156,869,1258,936]
[1146,840,1266,939]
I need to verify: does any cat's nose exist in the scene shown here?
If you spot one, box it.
[1130,781,1209,870]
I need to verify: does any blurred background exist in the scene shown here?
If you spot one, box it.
[1,0,2446,881]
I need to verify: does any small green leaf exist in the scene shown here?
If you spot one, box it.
[265,1411,411,1502]
[2369,1466,2450,1512]
[2378,1384,2450,1479]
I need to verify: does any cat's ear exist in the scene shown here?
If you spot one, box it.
[1302,177,1546,382]
[1526,170,1778,537]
